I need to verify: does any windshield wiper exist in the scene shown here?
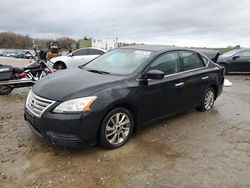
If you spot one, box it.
[86,69,110,74]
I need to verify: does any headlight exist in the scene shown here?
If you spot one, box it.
[53,96,97,113]
[26,91,32,107]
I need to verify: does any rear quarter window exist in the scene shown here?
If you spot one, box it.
[201,56,209,66]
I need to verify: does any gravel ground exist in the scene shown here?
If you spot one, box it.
[0,57,250,188]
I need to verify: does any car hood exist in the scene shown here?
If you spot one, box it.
[32,68,125,101]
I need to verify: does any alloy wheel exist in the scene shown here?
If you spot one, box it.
[204,90,214,110]
[105,112,130,145]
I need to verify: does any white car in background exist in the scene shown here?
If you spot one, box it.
[50,48,106,69]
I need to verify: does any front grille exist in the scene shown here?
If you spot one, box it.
[26,91,55,117]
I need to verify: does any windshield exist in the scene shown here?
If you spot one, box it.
[220,49,241,57]
[84,49,152,75]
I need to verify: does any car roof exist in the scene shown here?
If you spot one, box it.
[122,44,220,55]
[122,45,182,52]
[76,47,106,52]
[121,45,223,62]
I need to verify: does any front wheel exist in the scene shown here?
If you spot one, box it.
[0,86,13,95]
[196,87,215,112]
[99,107,134,149]
[53,61,66,70]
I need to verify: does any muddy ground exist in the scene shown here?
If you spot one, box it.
[0,57,250,188]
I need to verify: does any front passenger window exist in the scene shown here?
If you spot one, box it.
[149,52,181,75]
[72,49,89,56]
[181,51,205,71]
[89,49,105,55]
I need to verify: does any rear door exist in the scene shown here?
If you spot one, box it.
[179,51,209,107]
[230,50,250,72]
[235,50,250,72]
[86,49,105,62]
[68,49,90,68]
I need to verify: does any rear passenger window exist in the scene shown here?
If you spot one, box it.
[149,52,181,75]
[181,51,205,71]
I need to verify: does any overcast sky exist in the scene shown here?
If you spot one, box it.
[1,0,250,47]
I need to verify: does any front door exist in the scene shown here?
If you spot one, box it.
[69,49,90,68]
[141,51,187,122]
[229,50,250,72]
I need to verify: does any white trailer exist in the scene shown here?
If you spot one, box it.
[92,38,118,50]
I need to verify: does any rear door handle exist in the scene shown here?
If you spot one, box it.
[175,82,184,87]
[202,76,208,80]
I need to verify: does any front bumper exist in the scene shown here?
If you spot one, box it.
[24,108,102,147]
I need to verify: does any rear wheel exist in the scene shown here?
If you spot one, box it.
[0,86,13,95]
[99,107,134,149]
[196,87,215,112]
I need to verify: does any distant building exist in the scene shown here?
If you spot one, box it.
[92,38,117,50]
[79,38,92,48]
[78,37,118,50]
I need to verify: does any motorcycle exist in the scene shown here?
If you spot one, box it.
[0,48,55,95]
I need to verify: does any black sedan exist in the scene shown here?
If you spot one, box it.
[24,45,224,149]
[217,49,250,74]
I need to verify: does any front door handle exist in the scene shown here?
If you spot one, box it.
[175,82,184,87]
[202,76,209,80]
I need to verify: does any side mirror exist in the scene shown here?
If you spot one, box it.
[232,55,240,60]
[145,70,164,80]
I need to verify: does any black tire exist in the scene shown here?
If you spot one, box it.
[53,61,66,70]
[0,86,13,95]
[196,87,215,112]
[99,107,134,149]
[220,64,228,75]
